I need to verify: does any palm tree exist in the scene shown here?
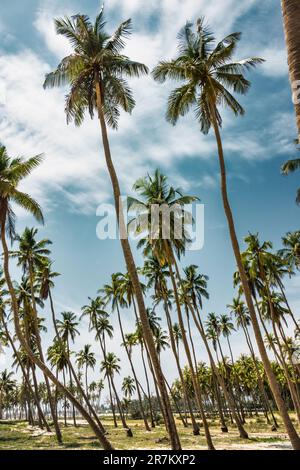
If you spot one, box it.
[281,0,300,139]
[101,273,151,431]
[122,376,136,400]
[47,340,69,425]
[97,378,104,411]
[172,323,182,353]
[0,370,16,419]
[91,308,118,429]
[153,18,300,449]
[279,231,300,270]
[219,314,236,364]
[76,345,96,397]
[12,227,64,441]
[153,327,169,360]
[130,169,215,448]
[100,352,133,436]
[43,8,180,450]
[56,310,80,426]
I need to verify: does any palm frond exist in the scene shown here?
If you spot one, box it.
[11,190,44,224]
[105,19,132,53]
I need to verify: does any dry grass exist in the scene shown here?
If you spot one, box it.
[0,414,298,450]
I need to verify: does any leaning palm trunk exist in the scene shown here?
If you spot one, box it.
[95,77,181,450]
[1,225,114,450]
[210,105,300,449]
[281,0,300,140]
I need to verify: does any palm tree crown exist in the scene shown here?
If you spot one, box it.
[152,18,264,133]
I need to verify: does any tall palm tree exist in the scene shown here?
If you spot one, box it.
[281,0,300,139]
[13,227,64,441]
[43,8,180,449]
[56,310,80,426]
[219,314,236,363]
[279,230,300,270]
[153,327,169,360]
[0,144,113,449]
[153,18,300,449]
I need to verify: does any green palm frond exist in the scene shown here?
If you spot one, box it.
[11,190,44,224]
[45,8,148,129]
[166,83,197,125]
[153,18,264,133]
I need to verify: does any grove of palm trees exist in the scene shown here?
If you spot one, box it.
[0,0,300,455]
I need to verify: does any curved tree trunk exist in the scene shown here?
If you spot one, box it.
[95,76,181,450]
[1,224,114,450]
[281,0,300,139]
[210,107,300,449]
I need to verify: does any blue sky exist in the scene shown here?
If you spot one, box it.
[0,0,299,390]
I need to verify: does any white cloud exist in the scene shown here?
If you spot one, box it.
[0,0,289,218]
[260,47,288,77]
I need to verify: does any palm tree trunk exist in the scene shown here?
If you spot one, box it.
[281,0,300,140]
[210,106,300,449]
[95,76,181,450]
[27,262,62,443]
[164,300,200,434]
[110,374,133,437]
[0,224,114,450]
